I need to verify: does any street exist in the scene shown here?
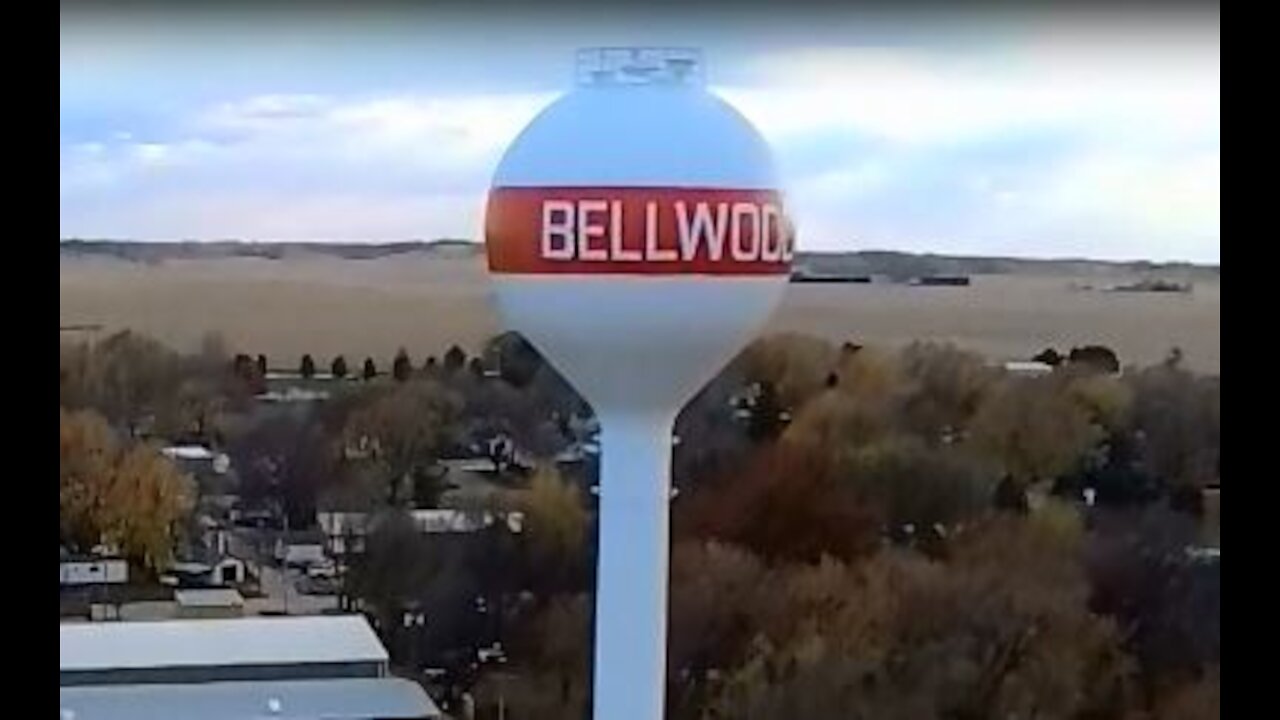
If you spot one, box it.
[230,527,339,616]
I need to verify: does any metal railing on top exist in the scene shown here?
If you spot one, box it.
[575,46,705,87]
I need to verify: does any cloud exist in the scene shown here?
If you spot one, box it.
[716,44,1219,261]
[723,44,1217,143]
[60,40,1219,262]
[62,189,486,242]
[60,90,556,240]
[179,90,556,185]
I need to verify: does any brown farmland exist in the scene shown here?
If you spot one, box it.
[60,253,1221,374]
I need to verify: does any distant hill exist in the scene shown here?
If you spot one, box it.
[59,240,1219,280]
[793,250,1219,283]
[58,239,480,263]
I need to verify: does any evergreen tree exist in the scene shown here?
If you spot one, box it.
[331,355,349,379]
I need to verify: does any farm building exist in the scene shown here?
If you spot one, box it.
[912,275,972,286]
[789,269,873,283]
[59,615,440,719]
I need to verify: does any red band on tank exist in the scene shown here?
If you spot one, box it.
[486,187,794,275]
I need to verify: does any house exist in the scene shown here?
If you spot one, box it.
[175,588,245,619]
[161,445,231,475]
[162,445,236,503]
[437,457,502,473]
[233,507,281,530]
[555,439,601,464]
[275,532,328,568]
[1003,360,1055,377]
[208,555,247,585]
[170,527,249,587]
[60,615,441,719]
[279,542,327,568]
[317,509,525,557]
[257,387,332,403]
[166,554,247,588]
[60,549,129,622]
[412,509,515,534]
[60,557,128,587]
[317,512,373,556]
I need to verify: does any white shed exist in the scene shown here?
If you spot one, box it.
[276,541,327,568]
[175,588,245,619]
[1003,360,1055,377]
[61,558,128,586]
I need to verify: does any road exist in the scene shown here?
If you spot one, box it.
[230,527,338,616]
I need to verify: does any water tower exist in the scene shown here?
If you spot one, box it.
[485,47,793,720]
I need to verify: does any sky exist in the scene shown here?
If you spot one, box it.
[59,6,1220,263]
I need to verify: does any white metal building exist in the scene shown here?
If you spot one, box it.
[60,558,128,587]
[318,509,525,556]
[60,615,440,719]
[1003,360,1056,377]
[174,588,245,619]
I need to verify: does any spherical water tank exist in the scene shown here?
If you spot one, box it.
[485,47,793,720]
[486,46,793,412]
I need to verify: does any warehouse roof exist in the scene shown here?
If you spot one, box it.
[60,677,439,720]
[60,616,387,671]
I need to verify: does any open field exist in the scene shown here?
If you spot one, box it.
[60,253,1221,374]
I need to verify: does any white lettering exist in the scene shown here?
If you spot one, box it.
[543,197,788,265]
[676,201,728,262]
[730,202,761,262]
[760,204,782,262]
[541,201,576,261]
[609,200,640,261]
[577,200,609,261]
[645,201,677,261]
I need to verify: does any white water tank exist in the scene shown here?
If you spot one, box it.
[485,47,793,720]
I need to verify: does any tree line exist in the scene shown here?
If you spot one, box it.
[58,328,1219,719]
[230,344,482,386]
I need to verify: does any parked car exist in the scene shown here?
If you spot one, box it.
[306,561,338,579]
[297,575,339,596]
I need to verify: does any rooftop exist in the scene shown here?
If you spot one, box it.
[61,555,127,565]
[1003,360,1056,376]
[161,445,216,461]
[60,616,388,672]
[174,588,244,608]
[60,677,440,720]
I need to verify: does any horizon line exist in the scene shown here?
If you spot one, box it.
[57,238,1221,268]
